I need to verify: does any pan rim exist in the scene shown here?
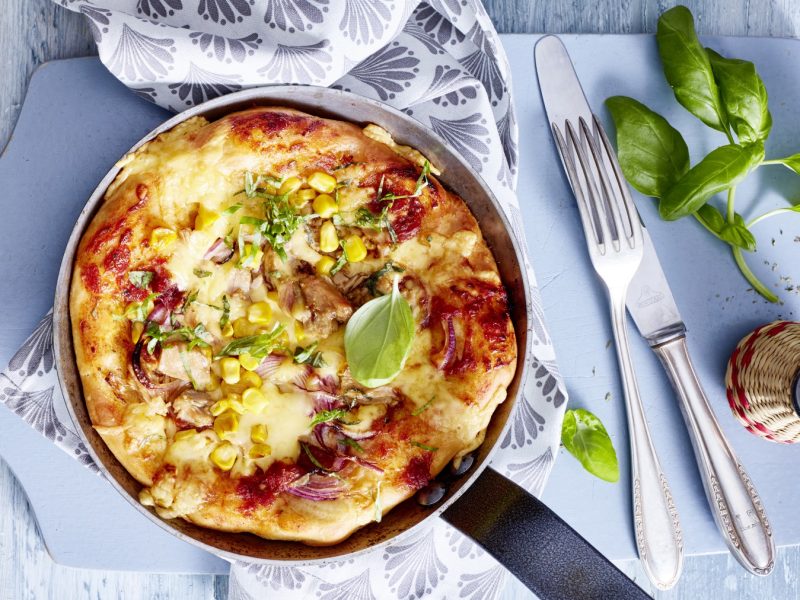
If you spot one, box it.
[52,83,533,565]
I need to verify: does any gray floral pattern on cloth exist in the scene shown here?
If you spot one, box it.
[0,0,571,598]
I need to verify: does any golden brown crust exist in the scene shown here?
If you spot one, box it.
[70,107,516,543]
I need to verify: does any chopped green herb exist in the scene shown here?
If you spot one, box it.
[215,324,285,359]
[329,246,348,276]
[181,290,199,314]
[193,268,212,278]
[219,295,231,329]
[365,261,404,296]
[410,441,438,452]
[223,203,243,215]
[124,293,158,322]
[412,397,435,416]
[301,443,331,472]
[341,437,364,453]
[309,409,349,428]
[144,322,211,354]
[128,271,153,289]
[294,342,326,368]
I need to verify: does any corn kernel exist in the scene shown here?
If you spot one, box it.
[240,243,263,271]
[278,176,303,196]
[238,352,260,372]
[290,188,317,207]
[250,423,269,444]
[232,317,251,337]
[294,321,305,341]
[221,322,234,338]
[343,235,367,262]
[319,221,339,253]
[241,370,262,389]
[312,193,338,218]
[315,256,336,277]
[247,301,272,325]
[214,412,239,439]
[220,357,241,384]
[131,321,145,343]
[150,227,177,250]
[210,400,228,417]
[308,171,337,194]
[205,373,221,392]
[248,443,272,459]
[195,205,219,231]
[227,396,245,414]
[174,428,197,442]
[210,441,238,471]
[242,387,269,412]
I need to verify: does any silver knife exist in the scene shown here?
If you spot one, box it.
[535,35,775,577]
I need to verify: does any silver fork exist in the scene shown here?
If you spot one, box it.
[553,115,684,590]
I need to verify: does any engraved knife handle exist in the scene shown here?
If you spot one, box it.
[610,294,683,590]
[654,335,775,575]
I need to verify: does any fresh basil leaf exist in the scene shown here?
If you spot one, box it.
[216,324,285,359]
[561,408,619,483]
[605,96,690,197]
[706,48,772,144]
[659,142,764,220]
[719,221,757,252]
[656,6,728,132]
[128,271,153,289]
[695,203,726,233]
[345,276,415,388]
[193,268,212,278]
[774,153,800,176]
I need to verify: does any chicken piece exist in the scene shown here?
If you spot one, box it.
[171,390,214,428]
[227,268,252,295]
[157,343,212,389]
[298,276,353,337]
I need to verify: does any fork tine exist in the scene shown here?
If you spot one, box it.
[552,122,601,247]
[594,115,643,249]
[580,117,627,248]
[566,119,613,254]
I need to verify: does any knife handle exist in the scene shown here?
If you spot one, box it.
[653,335,775,575]
[609,295,683,590]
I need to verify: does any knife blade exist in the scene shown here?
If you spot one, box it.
[535,34,775,577]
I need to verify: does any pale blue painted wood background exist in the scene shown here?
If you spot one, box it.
[1,1,799,598]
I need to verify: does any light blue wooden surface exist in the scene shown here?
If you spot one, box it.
[2,2,800,599]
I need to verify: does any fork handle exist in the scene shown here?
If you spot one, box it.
[653,336,775,575]
[609,291,683,590]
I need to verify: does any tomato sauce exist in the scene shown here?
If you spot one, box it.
[236,461,307,512]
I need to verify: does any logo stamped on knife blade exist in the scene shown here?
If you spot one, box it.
[636,285,664,308]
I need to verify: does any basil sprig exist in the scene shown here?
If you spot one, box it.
[215,324,285,359]
[605,5,800,303]
[344,276,415,388]
[561,408,619,483]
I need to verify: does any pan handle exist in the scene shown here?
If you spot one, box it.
[441,467,651,600]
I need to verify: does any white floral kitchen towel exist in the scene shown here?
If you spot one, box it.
[0,0,568,597]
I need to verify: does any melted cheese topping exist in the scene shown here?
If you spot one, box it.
[72,107,516,545]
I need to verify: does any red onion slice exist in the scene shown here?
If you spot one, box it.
[286,473,346,501]
[203,238,234,264]
[438,315,456,371]
[254,354,284,379]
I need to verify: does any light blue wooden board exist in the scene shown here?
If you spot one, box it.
[504,33,800,560]
[0,32,798,574]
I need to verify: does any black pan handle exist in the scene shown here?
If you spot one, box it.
[442,467,651,600]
